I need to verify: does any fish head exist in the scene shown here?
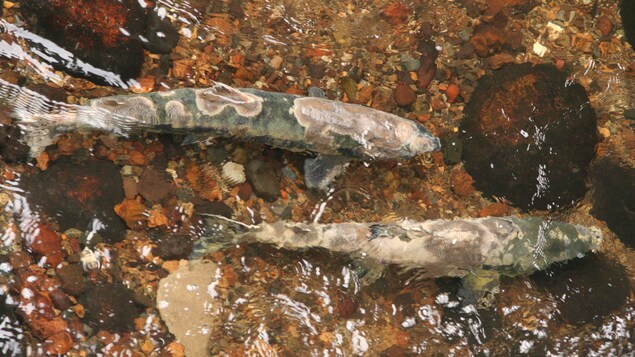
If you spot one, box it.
[500,218,603,276]
[397,122,442,157]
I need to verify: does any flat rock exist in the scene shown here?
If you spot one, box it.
[157,261,220,357]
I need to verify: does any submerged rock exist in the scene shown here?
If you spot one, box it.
[19,0,178,86]
[157,261,220,357]
[459,63,598,210]
[532,254,631,325]
[590,159,635,248]
[21,156,127,243]
[79,283,142,332]
[621,0,635,50]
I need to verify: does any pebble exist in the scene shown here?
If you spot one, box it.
[471,24,505,57]
[56,263,90,297]
[27,223,64,267]
[416,63,436,89]
[9,251,33,271]
[597,16,614,37]
[246,159,281,200]
[340,77,359,102]
[478,202,512,217]
[138,168,176,203]
[393,83,416,107]
[79,283,142,332]
[450,169,476,197]
[269,55,284,69]
[399,53,420,72]
[445,83,460,103]
[44,331,73,355]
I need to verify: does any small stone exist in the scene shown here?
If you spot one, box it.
[114,196,148,229]
[430,94,447,111]
[26,223,64,267]
[445,83,460,103]
[440,135,462,165]
[371,87,398,112]
[471,24,505,57]
[478,202,512,217]
[399,53,420,72]
[44,331,73,355]
[165,341,186,357]
[450,169,475,197]
[79,283,142,332]
[555,58,565,71]
[49,288,72,310]
[340,77,359,102]
[138,168,175,203]
[269,55,283,69]
[56,263,90,297]
[246,159,280,201]
[597,15,614,37]
[123,177,139,199]
[486,52,514,70]
[393,83,416,107]
[236,182,253,199]
[416,63,436,89]
[381,2,411,26]
[9,251,33,271]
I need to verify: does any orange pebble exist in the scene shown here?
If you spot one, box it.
[446,83,460,103]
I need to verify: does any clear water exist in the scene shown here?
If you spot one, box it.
[0,0,633,356]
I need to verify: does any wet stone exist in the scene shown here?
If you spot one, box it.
[532,254,631,325]
[151,232,198,261]
[19,0,147,85]
[440,134,462,165]
[459,63,598,211]
[620,0,635,49]
[246,159,281,201]
[21,156,127,243]
[394,83,416,107]
[79,283,142,333]
[590,159,635,248]
[56,263,90,297]
[138,167,176,203]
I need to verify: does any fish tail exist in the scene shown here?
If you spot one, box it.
[190,214,257,260]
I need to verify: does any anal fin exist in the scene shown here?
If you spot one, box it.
[303,155,350,191]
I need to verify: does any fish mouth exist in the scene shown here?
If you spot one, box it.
[405,132,441,156]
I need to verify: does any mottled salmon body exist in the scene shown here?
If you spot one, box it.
[3,79,439,188]
[87,83,440,160]
[196,215,602,307]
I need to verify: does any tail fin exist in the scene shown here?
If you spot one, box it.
[190,214,257,260]
[0,78,145,157]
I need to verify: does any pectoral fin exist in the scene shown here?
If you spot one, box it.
[303,155,350,191]
[351,258,386,286]
[458,269,501,309]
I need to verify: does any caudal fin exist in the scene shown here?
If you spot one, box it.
[0,78,143,157]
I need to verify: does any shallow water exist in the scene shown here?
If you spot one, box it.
[0,0,634,356]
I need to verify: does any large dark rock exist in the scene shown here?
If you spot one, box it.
[79,283,142,332]
[20,156,127,243]
[621,0,635,50]
[19,0,178,86]
[459,63,598,211]
[590,158,635,248]
[532,254,631,325]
